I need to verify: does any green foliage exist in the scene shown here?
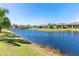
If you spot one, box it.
[0,7,11,32]
[1,17,11,28]
[0,8,9,17]
[48,23,53,28]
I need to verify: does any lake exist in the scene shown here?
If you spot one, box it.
[11,29,79,56]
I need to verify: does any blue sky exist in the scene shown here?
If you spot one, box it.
[0,3,79,25]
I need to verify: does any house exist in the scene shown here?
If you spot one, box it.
[56,22,79,28]
[66,22,79,28]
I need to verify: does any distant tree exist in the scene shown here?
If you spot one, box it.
[48,23,53,28]
[26,25,31,28]
[57,24,64,28]
[0,7,11,33]
[18,25,25,29]
[52,23,57,29]
[12,24,18,29]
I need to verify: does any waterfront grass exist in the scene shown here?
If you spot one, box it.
[31,28,79,32]
[0,42,51,56]
[0,29,63,56]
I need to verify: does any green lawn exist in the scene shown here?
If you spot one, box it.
[0,41,50,56]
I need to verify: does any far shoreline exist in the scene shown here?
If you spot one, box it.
[11,28,79,32]
[31,28,79,32]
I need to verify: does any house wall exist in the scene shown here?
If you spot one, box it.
[73,25,79,28]
[65,25,79,28]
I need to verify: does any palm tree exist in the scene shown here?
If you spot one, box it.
[0,7,11,33]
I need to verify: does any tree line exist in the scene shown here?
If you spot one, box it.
[12,23,65,29]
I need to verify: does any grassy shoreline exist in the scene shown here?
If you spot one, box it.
[0,29,65,56]
[31,28,79,32]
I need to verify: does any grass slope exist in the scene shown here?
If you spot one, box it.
[0,30,50,56]
[0,42,50,56]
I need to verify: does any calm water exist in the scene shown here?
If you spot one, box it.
[11,29,79,55]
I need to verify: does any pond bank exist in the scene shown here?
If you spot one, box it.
[1,29,67,56]
[31,28,79,32]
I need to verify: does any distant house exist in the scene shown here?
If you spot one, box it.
[31,22,79,29]
[63,22,79,28]
[50,22,79,28]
